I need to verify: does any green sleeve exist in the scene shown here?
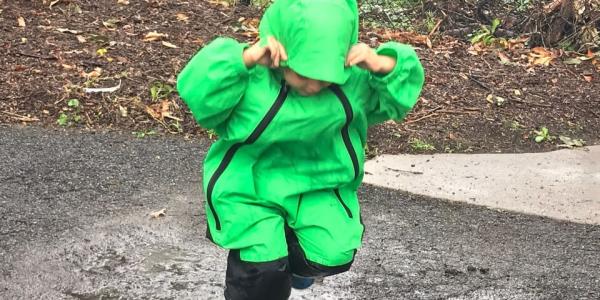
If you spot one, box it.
[365,42,425,126]
[176,38,249,130]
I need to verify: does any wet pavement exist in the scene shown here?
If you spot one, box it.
[1,126,599,299]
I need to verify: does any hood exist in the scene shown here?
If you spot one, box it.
[259,0,359,85]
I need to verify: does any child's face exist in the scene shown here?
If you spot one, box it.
[283,68,331,96]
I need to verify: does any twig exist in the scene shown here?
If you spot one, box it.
[428,19,444,36]
[0,111,39,122]
[16,51,57,60]
[404,113,438,125]
[463,107,483,111]
[438,109,476,114]
[468,75,492,90]
[511,98,552,108]
[385,167,424,175]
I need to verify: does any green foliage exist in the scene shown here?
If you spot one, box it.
[57,113,69,126]
[57,99,82,126]
[409,138,435,151]
[510,120,525,130]
[206,129,218,140]
[133,130,157,138]
[533,126,555,143]
[360,0,425,31]
[67,99,80,108]
[513,0,531,12]
[150,82,175,102]
[471,18,502,46]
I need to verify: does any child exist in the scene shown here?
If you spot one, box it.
[177,0,424,299]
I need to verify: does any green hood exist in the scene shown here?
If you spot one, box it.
[259,0,359,85]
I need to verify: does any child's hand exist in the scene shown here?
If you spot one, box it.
[346,43,396,74]
[243,36,288,68]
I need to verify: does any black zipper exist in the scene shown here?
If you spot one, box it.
[329,85,359,180]
[334,188,353,218]
[296,193,304,217]
[206,83,289,230]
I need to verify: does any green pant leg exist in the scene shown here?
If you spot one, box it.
[208,195,288,263]
[285,189,364,267]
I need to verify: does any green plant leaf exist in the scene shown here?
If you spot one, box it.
[491,19,501,34]
[57,113,69,126]
[67,99,80,108]
[535,136,545,143]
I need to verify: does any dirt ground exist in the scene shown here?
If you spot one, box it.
[1,0,598,154]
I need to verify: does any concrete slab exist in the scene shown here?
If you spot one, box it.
[364,146,600,224]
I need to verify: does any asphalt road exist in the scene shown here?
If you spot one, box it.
[1,126,599,299]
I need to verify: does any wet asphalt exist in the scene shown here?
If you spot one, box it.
[1,125,599,300]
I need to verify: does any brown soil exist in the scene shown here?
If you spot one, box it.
[1,0,598,154]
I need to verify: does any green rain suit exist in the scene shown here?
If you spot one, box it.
[177,0,424,298]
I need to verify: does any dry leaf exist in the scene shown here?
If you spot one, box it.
[49,0,60,8]
[17,17,26,27]
[57,28,80,34]
[150,208,167,219]
[117,0,130,4]
[146,100,171,121]
[76,35,87,43]
[497,51,511,64]
[119,105,128,117]
[207,0,230,7]
[528,47,556,66]
[62,64,75,70]
[161,41,179,49]
[81,67,102,79]
[583,74,593,82]
[176,13,189,22]
[143,31,168,42]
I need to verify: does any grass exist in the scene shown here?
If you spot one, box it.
[409,138,435,151]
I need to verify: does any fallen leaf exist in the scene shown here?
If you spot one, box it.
[563,58,582,65]
[585,49,597,58]
[102,19,119,30]
[176,13,189,22]
[14,65,27,72]
[81,67,102,78]
[76,35,87,43]
[57,28,80,34]
[96,48,108,56]
[117,0,130,4]
[62,64,76,70]
[17,17,26,27]
[119,105,128,117]
[150,208,167,219]
[514,89,522,96]
[49,0,60,8]
[528,47,556,66]
[207,0,230,7]
[497,51,512,64]
[84,80,121,93]
[583,74,593,82]
[143,31,168,42]
[558,136,586,148]
[146,100,171,121]
[161,41,179,49]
